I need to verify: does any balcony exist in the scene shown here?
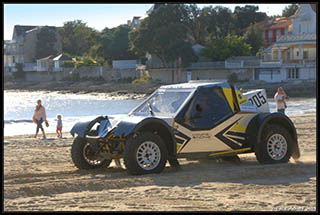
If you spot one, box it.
[260,59,282,67]
[282,59,316,66]
[277,33,316,43]
[4,50,24,55]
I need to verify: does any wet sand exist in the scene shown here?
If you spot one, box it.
[3,113,316,211]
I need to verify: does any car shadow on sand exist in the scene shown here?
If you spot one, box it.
[72,156,316,187]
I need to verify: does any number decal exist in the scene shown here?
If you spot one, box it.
[257,92,266,104]
[248,92,266,108]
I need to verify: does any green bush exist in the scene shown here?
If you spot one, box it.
[61,61,75,68]
[140,56,148,65]
[132,75,151,84]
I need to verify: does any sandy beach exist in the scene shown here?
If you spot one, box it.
[3,113,316,212]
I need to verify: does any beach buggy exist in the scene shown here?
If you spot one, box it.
[70,80,300,175]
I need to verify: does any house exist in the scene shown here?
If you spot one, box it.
[127,16,141,28]
[241,17,292,48]
[36,55,55,72]
[53,54,73,72]
[4,25,62,74]
[259,4,316,82]
[127,4,164,28]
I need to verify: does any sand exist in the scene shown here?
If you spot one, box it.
[3,113,316,212]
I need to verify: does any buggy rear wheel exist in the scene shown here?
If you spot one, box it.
[255,125,292,164]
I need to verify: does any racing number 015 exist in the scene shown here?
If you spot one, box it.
[248,92,266,108]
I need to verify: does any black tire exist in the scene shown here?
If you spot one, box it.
[71,136,112,169]
[255,124,292,164]
[123,132,168,175]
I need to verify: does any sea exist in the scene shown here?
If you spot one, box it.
[3,90,316,137]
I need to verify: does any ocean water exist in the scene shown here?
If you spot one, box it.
[3,90,316,136]
[4,90,142,136]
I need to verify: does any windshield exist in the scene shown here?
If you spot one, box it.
[131,89,192,116]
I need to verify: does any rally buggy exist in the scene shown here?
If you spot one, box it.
[70,80,300,175]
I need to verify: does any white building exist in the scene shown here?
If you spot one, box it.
[259,4,316,82]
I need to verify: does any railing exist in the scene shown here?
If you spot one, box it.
[260,59,282,67]
[225,60,243,68]
[243,60,260,67]
[187,61,225,69]
[277,33,316,42]
[4,50,24,55]
[54,68,63,72]
[146,61,177,69]
[23,63,37,72]
[144,58,314,70]
[282,59,316,65]
[37,67,48,72]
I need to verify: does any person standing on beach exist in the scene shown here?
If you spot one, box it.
[33,99,48,139]
[274,87,288,114]
[56,114,63,138]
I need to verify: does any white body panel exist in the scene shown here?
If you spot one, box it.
[174,113,257,153]
[243,89,270,113]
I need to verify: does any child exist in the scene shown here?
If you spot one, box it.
[56,114,63,138]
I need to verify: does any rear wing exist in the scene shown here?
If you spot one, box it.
[243,89,270,113]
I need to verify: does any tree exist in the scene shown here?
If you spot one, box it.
[233,5,267,34]
[59,20,99,56]
[35,26,57,59]
[195,5,236,43]
[282,4,299,17]
[179,4,209,45]
[129,4,197,67]
[214,6,236,39]
[200,35,252,61]
[96,25,138,65]
[244,24,264,56]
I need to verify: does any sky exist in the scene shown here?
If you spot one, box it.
[4,3,290,40]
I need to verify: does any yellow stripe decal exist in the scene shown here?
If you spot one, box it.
[208,147,251,157]
[222,88,235,111]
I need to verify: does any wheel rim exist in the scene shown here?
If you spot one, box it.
[136,141,161,170]
[83,143,103,165]
[267,134,288,160]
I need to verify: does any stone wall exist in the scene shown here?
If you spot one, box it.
[144,69,235,84]
[23,67,139,82]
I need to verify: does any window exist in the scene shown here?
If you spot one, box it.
[286,51,290,60]
[299,24,301,33]
[176,87,233,130]
[268,30,272,39]
[303,51,308,59]
[12,56,16,63]
[133,90,191,116]
[287,68,299,79]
